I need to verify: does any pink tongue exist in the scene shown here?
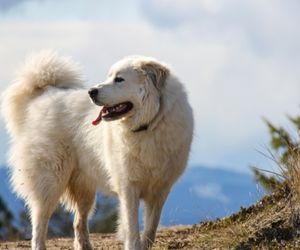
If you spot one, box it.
[92,108,103,126]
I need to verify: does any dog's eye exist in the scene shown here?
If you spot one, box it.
[114,77,125,83]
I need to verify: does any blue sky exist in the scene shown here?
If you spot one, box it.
[0,0,299,173]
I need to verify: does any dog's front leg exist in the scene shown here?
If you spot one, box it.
[118,185,141,250]
[141,187,170,250]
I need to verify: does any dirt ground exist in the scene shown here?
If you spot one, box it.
[0,226,194,250]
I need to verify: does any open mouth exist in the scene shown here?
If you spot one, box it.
[92,102,133,126]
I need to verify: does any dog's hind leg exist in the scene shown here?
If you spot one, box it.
[10,146,74,250]
[28,170,71,250]
[30,198,60,250]
[141,187,170,250]
[63,171,96,250]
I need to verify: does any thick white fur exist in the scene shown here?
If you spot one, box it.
[1,51,194,250]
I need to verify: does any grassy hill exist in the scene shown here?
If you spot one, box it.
[1,181,299,249]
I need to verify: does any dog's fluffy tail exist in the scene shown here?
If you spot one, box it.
[2,50,84,136]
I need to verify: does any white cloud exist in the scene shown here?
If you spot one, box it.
[193,183,229,203]
[140,0,300,58]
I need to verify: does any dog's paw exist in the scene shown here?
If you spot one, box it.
[74,238,93,250]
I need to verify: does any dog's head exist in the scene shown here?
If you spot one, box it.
[89,56,169,130]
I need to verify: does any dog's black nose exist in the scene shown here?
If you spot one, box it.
[88,88,98,99]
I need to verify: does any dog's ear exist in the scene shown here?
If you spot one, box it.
[141,61,169,90]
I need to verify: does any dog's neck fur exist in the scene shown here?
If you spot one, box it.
[131,94,164,133]
[124,76,180,134]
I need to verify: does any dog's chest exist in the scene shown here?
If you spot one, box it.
[110,133,174,180]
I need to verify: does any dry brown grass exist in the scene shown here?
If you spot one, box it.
[282,151,300,200]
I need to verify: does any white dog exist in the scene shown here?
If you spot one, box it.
[2,51,193,250]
